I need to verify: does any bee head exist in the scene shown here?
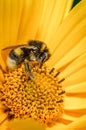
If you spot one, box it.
[28,40,50,64]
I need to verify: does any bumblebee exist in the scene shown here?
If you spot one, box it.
[6,40,50,78]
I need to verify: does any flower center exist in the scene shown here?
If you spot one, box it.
[0,64,65,127]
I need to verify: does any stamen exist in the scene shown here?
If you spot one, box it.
[56,100,63,103]
[58,78,65,84]
[49,68,55,74]
[54,71,60,77]
[58,91,65,95]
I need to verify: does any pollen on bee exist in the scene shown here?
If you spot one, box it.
[0,64,65,127]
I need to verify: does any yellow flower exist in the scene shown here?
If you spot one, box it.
[0,0,86,130]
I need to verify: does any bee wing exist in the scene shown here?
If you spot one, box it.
[2,44,27,50]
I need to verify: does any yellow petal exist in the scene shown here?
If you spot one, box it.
[0,69,4,82]
[62,113,78,122]
[65,82,86,98]
[0,106,8,130]
[0,0,4,46]
[65,82,86,93]
[9,0,24,45]
[63,115,86,130]
[46,123,66,130]
[57,52,86,79]
[7,118,45,130]
[0,0,10,45]
[62,67,86,86]
[0,0,24,47]
[54,38,86,71]
[14,0,32,43]
[64,109,86,118]
[63,0,73,19]
[17,0,44,43]
[46,0,86,67]
[36,0,57,41]
[0,125,8,130]
[64,96,86,110]
[0,0,44,48]
[0,51,6,71]
[36,0,73,44]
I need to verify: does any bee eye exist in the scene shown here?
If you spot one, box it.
[38,50,50,63]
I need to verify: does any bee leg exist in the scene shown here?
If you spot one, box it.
[24,59,39,86]
[24,59,34,79]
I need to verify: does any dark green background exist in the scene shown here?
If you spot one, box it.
[72,0,81,8]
